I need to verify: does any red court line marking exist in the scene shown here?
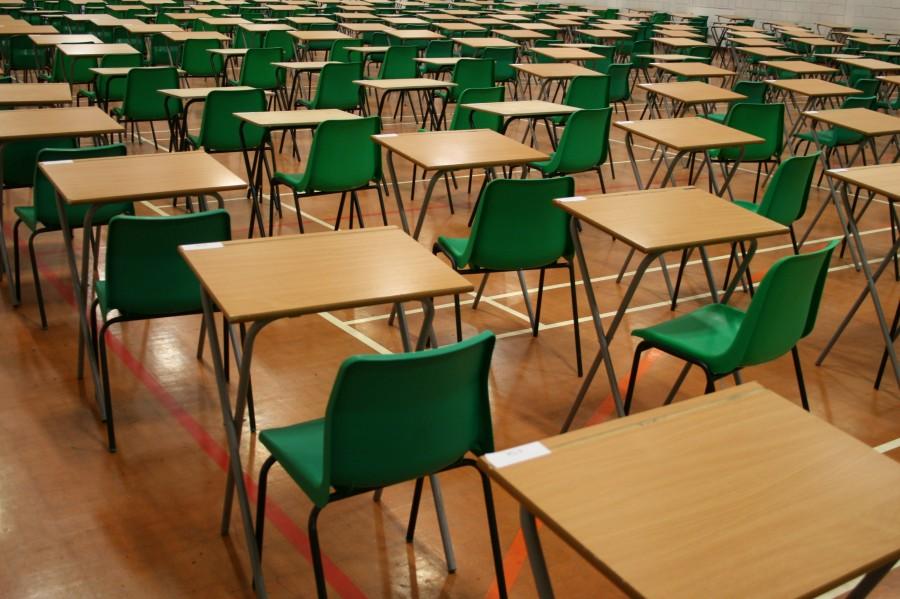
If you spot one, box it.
[484,349,660,599]
[20,228,368,599]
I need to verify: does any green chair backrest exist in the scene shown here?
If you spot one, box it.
[104,210,232,316]
[544,107,612,174]
[463,176,576,270]
[32,144,131,228]
[181,38,223,76]
[95,53,142,101]
[303,116,380,192]
[754,152,819,227]
[308,61,362,110]
[329,38,358,62]
[830,95,876,144]
[721,240,838,370]
[562,75,609,109]
[719,102,784,161]
[423,38,453,58]
[449,86,504,131]
[121,66,182,121]
[196,88,266,151]
[9,35,47,70]
[49,52,97,84]
[3,137,76,190]
[629,39,653,67]
[732,80,766,105]
[319,331,496,504]
[583,56,611,74]
[852,77,879,96]
[377,44,417,78]
[481,46,517,82]
[264,29,297,61]
[607,62,632,102]
[237,47,284,89]
[449,58,493,102]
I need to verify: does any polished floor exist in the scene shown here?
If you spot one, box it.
[1,66,899,598]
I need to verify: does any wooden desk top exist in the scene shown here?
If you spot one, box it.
[0,23,57,35]
[465,17,506,26]
[826,163,900,201]
[452,36,518,48]
[435,22,485,32]
[847,36,893,46]
[865,50,900,58]
[654,28,703,39]
[513,22,559,32]
[511,62,602,79]
[461,100,578,118]
[651,62,734,78]
[638,81,746,105]
[766,77,861,97]
[791,36,842,47]
[530,46,602,61]
[182,227,473,323]
[235,108,359,128]
[617,117,763,152]
[162,13,207,22]
[634,53,693,61]
[758,59,836,75]
[161,30,229,42]
[732,38,782,47]
[354,77,453,90]
[493,28,548,40]
[413,56,462,66]
[237,23,294,32]
[40,151,246,206]
[836,57,900,72]
[574,28,630,40]
[0,82,71,106]
[290,29,351,41]
[0,106,121,142]
[57,43,139,57]
[373,129,547,170]
[803,107,900,136]
[651,36,710,48]
[382,16,428,25]
[27,33,101,46]
[346,45,390,54]
[286,16,335,24]
[479,382,900,599]
[737,46,798,58]
[340,23,392,33]
[197,17,249,25]
[207,48,250,56]
[159,86,256,100]
[123,23,184,34]
[271,60,332,71]
[878,74,900,86]
[555,186,784,252]
[385,28,444,40]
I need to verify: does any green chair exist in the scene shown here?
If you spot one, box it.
[793,96,876,182]
[481,46,518,97]
[180,38,224,81]
[297,61,363,111]
[264,29,297,61]
[607,62,632,119]
[418,39,454,76]
[709,102,784,202]
[552,74,609,128]
[629,39,654,87]
[7,35,47,81]
[92,210,232,451]
[2,136,75,192]
[372,44,417,79]
[623,240,839,414]
[528,107,613,192]
[433,177,582,376]
[77,53,142,107]
[440,57,493,103]
[272,116,385,232]
[228,47,287,109]
[13,144,131,329]
[39,51,97,85]
[254,331,508,599]
[328,38,358,63]
[112,67,182,151]
[704,80,766,123]
[852,77,879,96]
[448,86,504,131]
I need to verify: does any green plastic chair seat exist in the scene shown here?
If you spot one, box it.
[434,236,468,268]
[259,419,326,499]
[186,133,200,148]
[12,206,39,230]
[732,199,759,214]
[273,170,306,189]
[794,129,845,146]
[705,112,726,123]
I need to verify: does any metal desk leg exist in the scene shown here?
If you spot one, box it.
[386,150,411,234]
[817,183,900,386]
[201,291,269,597]
[0,143,18,305]
[520,507,554,599]
[847,559,898,598]
[412,170,443,240]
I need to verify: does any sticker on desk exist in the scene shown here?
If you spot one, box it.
[376,133,398,138]
[557,196,587,203]
[484,442,550,468]
[181,242,224,251]
[829,168,848,173]
[806,110,819,114]
[41,159,73,165]
[617,120,634,124]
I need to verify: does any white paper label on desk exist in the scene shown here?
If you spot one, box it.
[618,120,634,124]
[806,110,819,114]
[557,196,586,203]
[181,242,224,251]
[484,442,550,468]
[41,159,73,165]
[829,168,848,173]
[377,133,398,138]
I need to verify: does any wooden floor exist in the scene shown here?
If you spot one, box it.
[2,69,899,599]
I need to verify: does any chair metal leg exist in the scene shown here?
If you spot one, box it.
[624,341,650,415]
[568,262,583,377]
[308,506,327,598]
[671,248,691,310]
[532,268,546,337]
[255,455,276,560]
[702,364,716,393]
[98,319,117,452]
[454,294,462,342]
[791,346,810,411]
[473,463,508,599]
[405,477,425,542]
[875,299,900,390]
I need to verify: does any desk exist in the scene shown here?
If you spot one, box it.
[791,36,843,53]
[483,382,900,598]
[758,59,837,78]
[574,28,630,42]
[461,99,577,144]
[159,86,258,150]
[27,33,100,46]
[637,80,746,119]
[433,22,485,34]
[650,61,734,83]
[530,46,601,62]
[511,62,602,100]
[0,107,121,307]
[493,28,547,43]
[616,116,762,196]
[766,78,861,139]
[273,60,332,105]
[0,82,71,106]
[386,28,444,43]
[735,46,799,80]
[651,35,711,50]
[836,57,900,75]
[878,74,900,114]
[374,129,547,239]
[183,226,475,597]
[41,150,245,422]
[354,77,454,128]
[207,47,249,84]
[452,36,518,55]
[290,29,350,58]
[818,163,900,386]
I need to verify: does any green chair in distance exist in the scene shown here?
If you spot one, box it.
[793,96,876,183]
[254,331,508,599]
[436,58,494,126]
[92,210,232,451]
[624,240,839,414]
[112,67,182,150]
[434,177,583,376]
[296,61,363,111]
[179,38,224,83]
[264,29,297,62]
[77,53,142,109]
[418,39,454,77]
[228,47,287,109]
[13,144,131,329]
[272,116,385,233]
[607,62,632,119]
[481,46,518,98]
[527,107,613,193]
[704,80,766,124]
